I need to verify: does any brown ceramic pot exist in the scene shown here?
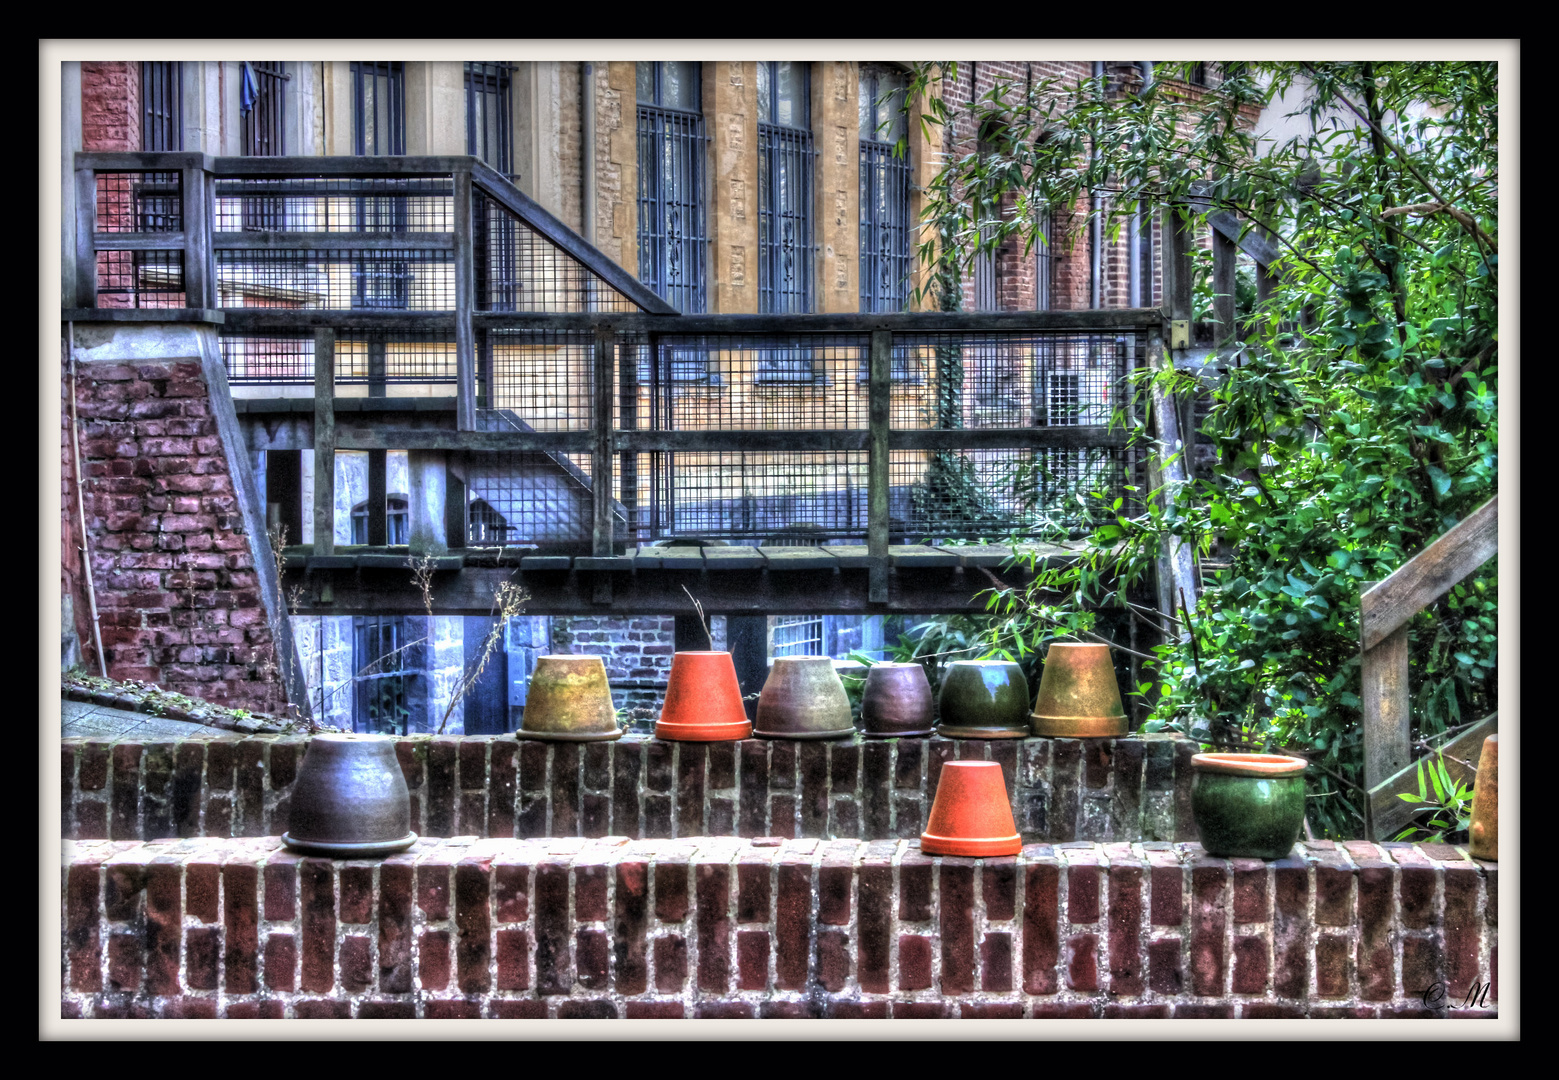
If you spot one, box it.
[1029,642,1129,738]
[1468,733,1498,860]
[284,734,416,857]
[754,656,856,740]
[655,651,753,742]
[920,760,1022,857]
[860,662,936,737]
[517,655,623,742]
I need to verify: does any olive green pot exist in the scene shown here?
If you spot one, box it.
[935,660,1031,739]
[1190,755,1308,860]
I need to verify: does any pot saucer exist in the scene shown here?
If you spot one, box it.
[281,831,418,858]
[752,726,857,740]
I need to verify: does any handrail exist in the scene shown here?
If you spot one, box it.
[1361,494,1498,837]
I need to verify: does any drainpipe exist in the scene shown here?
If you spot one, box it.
[66,323,107,677]
[581,62,596,244]
[1090,62,1103,309]
[1128,62,1153,308]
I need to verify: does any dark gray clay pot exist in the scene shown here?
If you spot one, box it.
[284,734,416,857]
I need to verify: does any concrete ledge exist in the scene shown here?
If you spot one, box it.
[58,835,1497,1020]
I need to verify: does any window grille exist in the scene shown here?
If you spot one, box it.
[1036,211,1055,310]
[352,62,405,156]
[773,615,824,657]
[1137,210,1155,307]
[636,62,709,314]
[350,496,409,545]
[466,62,513,177]
[353,615,415,735]
[469,499,511,546]
[859,64,911,314]
[757,61,814,317]
[241,62,288,157]
[141,62,183,152]
[973,221,1000,312]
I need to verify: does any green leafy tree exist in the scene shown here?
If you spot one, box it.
[897,61,1498,836]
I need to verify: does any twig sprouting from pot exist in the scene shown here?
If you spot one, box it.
[682,585,714,650]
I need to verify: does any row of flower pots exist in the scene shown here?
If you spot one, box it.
[516,642,1137,745]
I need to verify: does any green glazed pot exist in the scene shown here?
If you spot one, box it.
[1190,753,1307,859]
[935,660,1031,739]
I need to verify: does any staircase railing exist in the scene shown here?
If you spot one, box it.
[1360,494,1498,839]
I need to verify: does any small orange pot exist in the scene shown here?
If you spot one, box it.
[920,761,1022,857]
[1468,734,1498,861]
[655,651,753,742]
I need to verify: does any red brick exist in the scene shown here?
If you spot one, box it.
[983,857,1017,922]
[339,865,373,924]
[1357,862,1394,1001]
[1068,859,1101,922]
[226,1000,286,1019]
[575,858,609,921]
[357,1001,416,1019]
[65,862,102,992]
[1402,936,1441,1001]
[818,928,850,992]
[1399,865,1437,929]
[419,930,451,991]
[613,858,648,994]
[496,929,530,990]
[982,932,1013,992]
[455,860,492,994]
[819,842,856,925]
[738,929,771,990]
[1107,862,1144,996]
[626,1002,684,1019]
[378,861,414,994]
[1175,1003,1234,1018]
[1033,1003,1096,1019]
[1148,937,1182,995]
[488,740,517,837]
[418,860,450,920]
[939,859,976,994]
[857,856,893,994]
[1315,861,1353,925]
[299,858,336,993]
[1316,933,1350,999]
[1271,856,1308,999]
[264,852,296,920]
[957,1002,1021,1019]
[899,848,932,921]
[534,860,570,994]
[737,856,772,923]
[1067,932,1099,991]
[1231,859,1268,922]
[655,857,689,922]
[654,934,687,991]
[577,929,609,989]
[144,861,181,994]
[1231,935,1268,995]
[184,926,220,990]
[694,859,732,992]
[264,932,296,991]
[107,932,141,992]
[1443,864,1482,993]
[339,934,372,993]
[900,934,933,990]
[828,1001,890,1019]
[775,856,811,990]
[494,857,530,923]
[1104,1004,1171,1018]
[1022,860,1060,994]
[697,1002,755,1019]
[166,997,219,1019]
[1189,857,1228,996]
[557,1000,618,1019]
[79,741,110,791]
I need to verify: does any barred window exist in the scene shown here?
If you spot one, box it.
[469,499,511,546]
[1035,211,1054,310]
[772,615,824,657]
[241,62,288,157]
[757,62,814,317]
[637,62,709,314]
[141,62,183,151]
[466,63,513,177]
[353,616,415,735]
[859,64,911,314]
[352,62,405,156]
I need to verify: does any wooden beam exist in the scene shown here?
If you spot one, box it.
[1361,614,1412,795]
[91,232,188,252]
[1148,330,1198,636]
[311,329,336,557]
[1368,713,1497,841]
[1212,227,1237,346]
[212,232,456,251]
[1166,206,1195,325]
[182,165,212,310]
[1361,495,1498,651]
[868,330,891,603]
[73,166,98,309]
[592,327,615,558]
[1206,209,1282,268]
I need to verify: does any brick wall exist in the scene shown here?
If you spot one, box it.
[69,358,285,714]
[62,733,1196,846]
[82,61,139,152]
[59,834,1497,1019]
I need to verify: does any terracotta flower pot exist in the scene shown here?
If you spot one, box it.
[655,651,753,742]
[1029,642,1129,738]
[935,660,1030,739]
[860,662,935,737]
[518,655,623,742]
[1468,734,1498,861]
[754,656,856,740]
[1191,753,1308,860]
[920,760,1022,857]
[284,734,416,857]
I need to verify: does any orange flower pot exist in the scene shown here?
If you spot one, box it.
[920,760,1022,857]
[1468,734,1498,860]
[655,651,753,742]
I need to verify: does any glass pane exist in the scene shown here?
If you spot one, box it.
[664,61,697,110]
[637,62,654,104]
[756,62,770,124]
[363,76,376,154]
[859,72,873,135]
[776,61,802,128]
[376,76,390,155]
[878,79,905,141]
